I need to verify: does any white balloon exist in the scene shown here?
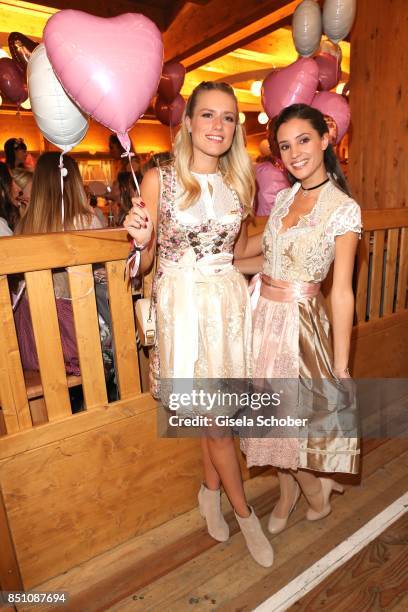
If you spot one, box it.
[323,0,357,43]
[293,0,322,57]
[27,44,88,153]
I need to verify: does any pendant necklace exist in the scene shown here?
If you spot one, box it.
[300,177,330,198]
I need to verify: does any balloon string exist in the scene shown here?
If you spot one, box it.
[121,150,140,197]
[59,152,66,228]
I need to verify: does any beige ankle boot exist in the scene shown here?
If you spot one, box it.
[198,484,229,542]
[235,507,274,567]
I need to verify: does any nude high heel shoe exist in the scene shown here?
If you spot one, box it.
[198,484,229,542]
[235,507,274,567]
[305,477,344,521]
[268,481,301,535]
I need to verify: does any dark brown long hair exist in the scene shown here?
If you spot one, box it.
[0,162,19,230]
[274,103,351,197]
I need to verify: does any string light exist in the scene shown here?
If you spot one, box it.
[20,98,31,110]
[258,112,269,125]
[239,112,246,124]
[250,81,262,97]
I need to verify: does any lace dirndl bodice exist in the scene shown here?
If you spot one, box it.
[157,163,244,261]
[262,181,362,282]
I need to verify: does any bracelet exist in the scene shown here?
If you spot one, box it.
[334,366,350,376]
[132,239,148,251]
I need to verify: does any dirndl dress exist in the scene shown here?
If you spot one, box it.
[240,181,362,473]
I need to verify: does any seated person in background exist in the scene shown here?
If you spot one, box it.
[4,137,28,172]
[141,151,173,176]
[116,171,135,227]
[0,162,20,235]
[12,167,33,218]
[13,152,114,389]
[84,184,108,227]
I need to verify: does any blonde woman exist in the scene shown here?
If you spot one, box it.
[12,167,33,217]
[125,81,273,567]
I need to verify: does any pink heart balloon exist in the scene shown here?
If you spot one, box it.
[315,52,341,91]
[311,91,350,142]
[255,160,289,216]
[43,10,163,150]
[262,58,319,119]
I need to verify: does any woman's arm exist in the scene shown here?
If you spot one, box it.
[124,168,160,275]
[234,254,264,275]
[233,218,264,259]
[330,231,359,377]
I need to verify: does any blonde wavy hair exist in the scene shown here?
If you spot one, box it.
[12,167,33,191]
[16,152,92,234]
[173,81,255,216]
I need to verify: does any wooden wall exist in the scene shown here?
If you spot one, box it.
[348,0,408,208]
[0,114,172,157]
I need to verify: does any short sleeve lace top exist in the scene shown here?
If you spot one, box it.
[262,181,361,282]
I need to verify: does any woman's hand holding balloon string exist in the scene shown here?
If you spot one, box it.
[124,197,154,248]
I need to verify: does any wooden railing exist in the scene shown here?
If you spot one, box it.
[354,209,408,323]
[0,228,140,436]
[0,211,407,590]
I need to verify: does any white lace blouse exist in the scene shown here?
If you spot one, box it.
[262,181,362,282]
[174,172,240,226]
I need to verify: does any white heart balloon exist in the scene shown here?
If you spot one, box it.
[27,44,88,152]
[323,0,357,43]
[292,0,322,57]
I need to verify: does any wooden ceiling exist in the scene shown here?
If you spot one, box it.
[0,0,350,144]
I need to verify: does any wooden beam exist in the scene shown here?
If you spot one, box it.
[25,0,166,29]
[163,0,302,69]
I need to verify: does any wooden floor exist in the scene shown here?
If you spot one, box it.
[19,438,408,612]
[289,513,408,611]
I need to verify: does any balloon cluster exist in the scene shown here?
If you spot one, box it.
[0,33,38,106]
[261,0,356,144]
[155,61,186,127]
[2,11,164,161]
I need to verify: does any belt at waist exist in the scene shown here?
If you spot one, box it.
[159,251,233,280]
[260,275,321,302]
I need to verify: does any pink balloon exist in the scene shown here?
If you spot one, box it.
[158,61,186,103]
[0,57,27,104]
[155,94,185,126]
[255,160,290,216]
[311,91,350,142]
[262,58,319,119]
[314,52,341,90]
[43,10,163,151]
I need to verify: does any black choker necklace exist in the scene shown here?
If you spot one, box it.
[300,177,330,197]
